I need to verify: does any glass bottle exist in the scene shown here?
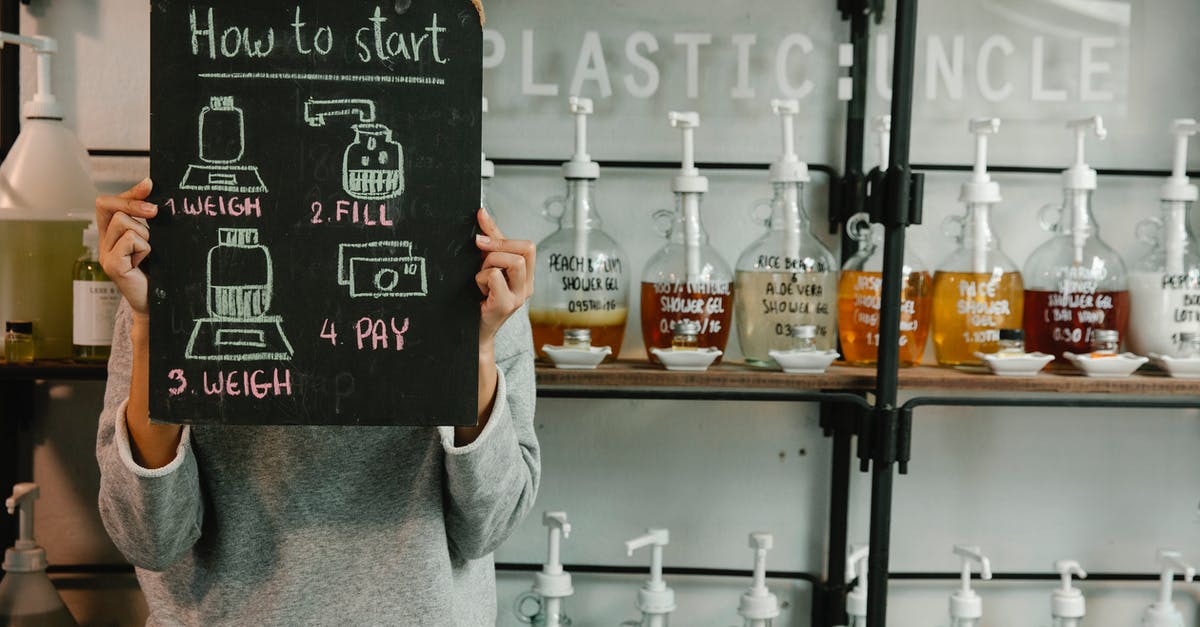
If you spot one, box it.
[671,320,700,351]
[788,324,818,352]
[641,112,734,363]
[4,320,35,363]
[1023,117,1129,360]
[1128,120,1200,356]
[735,100,837,366]
[561,328,591,350]
[995,328,1025,357]
[932,119,1024,366]
[1089,328,1119,357]
[531,98,629,361]
[72,223,120,361]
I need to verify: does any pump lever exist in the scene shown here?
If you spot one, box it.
[5,483,38,514]
[1054,560,1087,590]
[1158,550,1195,582]
[953,545,993,582]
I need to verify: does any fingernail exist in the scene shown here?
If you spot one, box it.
[476,234,491,244]
[480,206,491,219]
[141,202,158,214]
[139,177,153,189]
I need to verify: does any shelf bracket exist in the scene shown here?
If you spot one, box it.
[866,165,924,228]
[856,405,913,475]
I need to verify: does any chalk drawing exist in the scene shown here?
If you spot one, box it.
[180,96,268,194]
[185,228,293,361]
[200,72,445,85]
[305,98,405,200]
[337,241,428,298]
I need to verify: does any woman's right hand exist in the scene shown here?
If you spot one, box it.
[96,178,157,314]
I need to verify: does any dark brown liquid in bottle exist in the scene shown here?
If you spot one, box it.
[639,281,734,363]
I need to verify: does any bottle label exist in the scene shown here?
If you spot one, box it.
[734,271,837,360]
[546,253,624,313]
[73,280,121,346]
[1127,271,1200,354]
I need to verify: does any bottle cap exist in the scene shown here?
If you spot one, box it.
[672,320,700,336]
[562,97,600,180]
[999,328,1023,342]
[1093,329,1119,343]
[82,221,99,249]
[738,532,781,620]
[1063,116,1107,191]
[1161,119,1198,202]
[959,118,1002,204]
[668,112,709,194]
[480,97,494,179]
[563,328,591,343]
[789,325,817,339]
[1051,560,1087,619]
[767,100,810,184]
[5,321,33,335]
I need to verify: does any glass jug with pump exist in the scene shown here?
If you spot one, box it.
[1128,119,1200,357]
[931,118,1023,366]
[640,112,734,362]
[1022,116,1129,360]
[734,99,837,367]
[839,115,933,366]
[530,97,630,360]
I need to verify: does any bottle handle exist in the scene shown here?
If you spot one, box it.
[1037,203,1064,233]
[846,212,874,244]
[651,209,675,239]
[542,196,567,224]
[1135,216,1162,247]
[513,591,543,624]
[747,198,773,228]
[941,214,965,245]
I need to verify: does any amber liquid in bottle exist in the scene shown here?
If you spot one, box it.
[1022,289,1130,360]
[837,270,933,366]
[530,308,628,362]
[931,271,1024,365]
[640,281,734,363]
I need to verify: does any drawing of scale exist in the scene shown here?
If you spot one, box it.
[185,228,293,361]
[180,96,268,194]
[304,98,405,200]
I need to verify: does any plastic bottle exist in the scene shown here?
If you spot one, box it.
[72,222,120,362]
[948,545,992,627]
[1128,119,1200,356]
[1050,560,1087,627]
[640,113,733,362]
[514,512,574,627]
[621,529,675,627]
[734,100,837,366]
[838,115,932,366]
[0,483,79,627]
[1023,116,1129,360]
[1141,549,1194,627]
[932,119,1024,366]
[737,533,781,627]
[531,97,630,361]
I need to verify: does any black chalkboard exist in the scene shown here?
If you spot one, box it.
[147,0,482,426]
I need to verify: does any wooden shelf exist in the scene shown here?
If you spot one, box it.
[0,359,107,381]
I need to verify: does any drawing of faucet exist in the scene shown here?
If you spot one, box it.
[304,98,404,200]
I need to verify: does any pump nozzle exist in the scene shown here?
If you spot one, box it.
[625,529,676,617]
[668,112,707,192]
[873,115,891,171]
[3,483,47,573]
[768,99,809,184]
[542,512,570,575]
[950,545,992,621]
[481,97,494,179]
[1051,560,1087,620]
[738,532,780,623]
[1162,119,1198,202]
[530,511,574,611]
[563,97,599,180]
[1063,116,1106,190]
[1142,549,1194,627]
[960,118,1001,203]
[0,32,61,119]
[846,544,871,620]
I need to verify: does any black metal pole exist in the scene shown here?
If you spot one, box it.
[0,0,20,160]
[823,414,854,626]
[867,0,920,624]
[832,9,872,264]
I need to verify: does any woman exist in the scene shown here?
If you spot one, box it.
[94,177,539,625]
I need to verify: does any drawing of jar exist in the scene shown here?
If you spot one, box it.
[198,96,246,164]
[206,228,272,319]
[344,123,404,200]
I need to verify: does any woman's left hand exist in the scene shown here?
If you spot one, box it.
[475,207,535,354]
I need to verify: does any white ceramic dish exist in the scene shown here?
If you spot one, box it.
[768,349,840,374]
[973,351,1055,377]
[1148,353,1200,379]
[541,345,612,370]
[1062,351,1148,377]
[650,347,723,372]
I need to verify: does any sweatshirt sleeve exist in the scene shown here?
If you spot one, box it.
[95,300,205,571]
[440,306,540,560]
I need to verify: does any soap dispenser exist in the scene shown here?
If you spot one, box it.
[1141,549,1194,627]
[640,113,734,362]
[949,545,992,627]
[0,483,78,627]
[514,512,574,627]
[1051,559,1087,627]
[737,532,781,627]
[734,99,838,366]
[480,97,495,213]
[932,119,1024,366]
[838,115,933,366]
[530,97,630,361]
[621,529,675,627]
[844,545,870,627]
[1128,119,1200,356]
[1023,116,1129,359]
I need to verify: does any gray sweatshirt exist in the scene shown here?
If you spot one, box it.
[95,301,540,626]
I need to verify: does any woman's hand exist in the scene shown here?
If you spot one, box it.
[474,207,535,353]
[96,178,157,316]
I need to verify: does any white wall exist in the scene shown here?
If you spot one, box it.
[14,0,1200,625]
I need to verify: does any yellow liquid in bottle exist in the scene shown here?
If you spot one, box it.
[931,271,1024,366]
[0,220,89,360]
[529,308,627,362]
[836,270,932,366]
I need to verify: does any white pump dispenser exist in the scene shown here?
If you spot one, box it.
[962,118,1002,273]
[1141,549,1195,627]
[1161,119,1198,275]
[1051,560,1087,627]
[1064,116,1108,264]
[563,97,600,180]
[949,545,992,627]
[625,529,675,627]
[844,545,870,626]
[669,112,707,281]
[0,483,78,627]
[874,115,891,170]
[738,532,780,627]
[768,99,808,262]
[515,512,574,627]
[0,32,61,119]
